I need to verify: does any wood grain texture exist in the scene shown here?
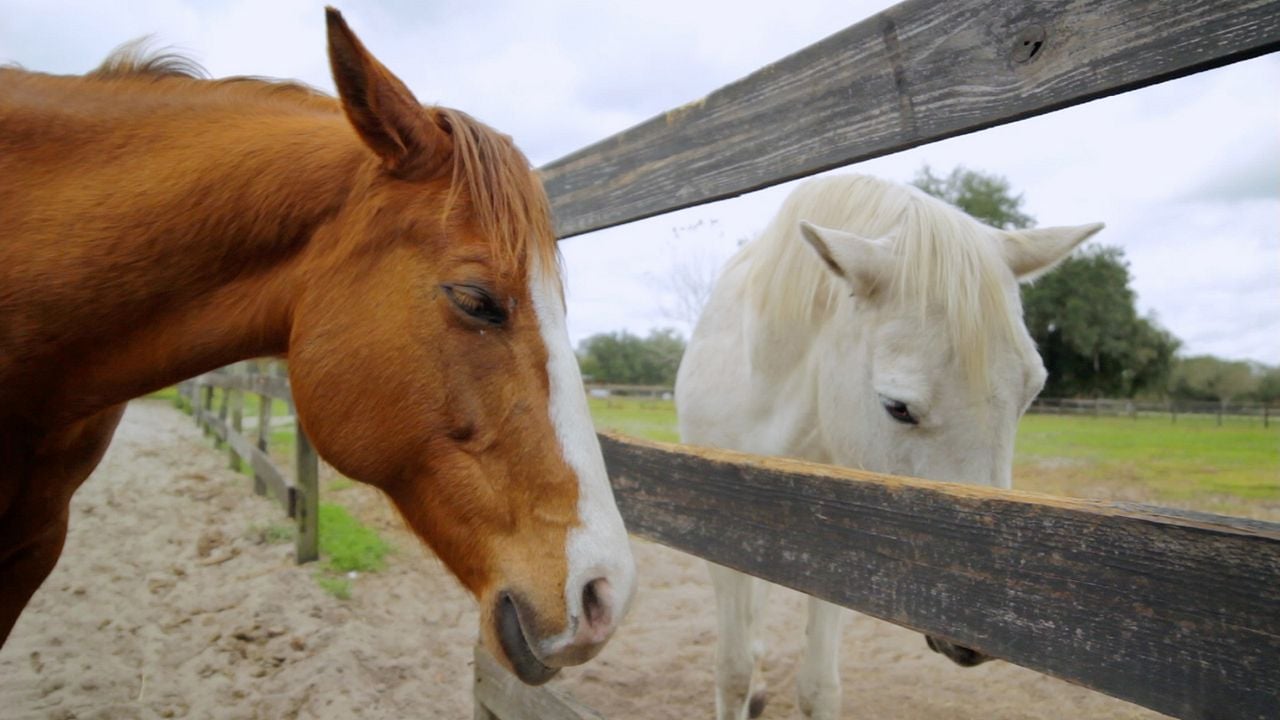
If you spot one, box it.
[541,0,1280,237]
[188,372,316,563]
[473,646,604,720]
[597,433,1280,720]
[196,371,292,403]
[191,402,295,519]
[293,425,319,564]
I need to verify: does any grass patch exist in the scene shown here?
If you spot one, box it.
[148,386,181,403]
[314,574,352,601]
[587,396,680,443]
[327,477,355,492]
[583,395,1278,518]
[1013,413,1278,515]
[249,522,295,545]
[308,502,393,600]
[318,502,391,573]
[270,427,297,459]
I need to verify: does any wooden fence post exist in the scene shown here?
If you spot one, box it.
[290,366,320,563]
[215,387,230,450]
[472,645,604,720]
[229,374,244,474]
[254,387,271,497]
[294,426,319,563]
[201,384,214,436]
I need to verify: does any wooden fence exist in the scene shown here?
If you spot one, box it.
[177,363,319,564]
[171,0,1279,718]
[1030,397,1273,426]
[587,388,1275,427]
[475,1,1280,719]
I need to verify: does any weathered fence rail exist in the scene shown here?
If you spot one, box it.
[541,0,1280,238]
[600,435,1280,720]
[1030,397,1272,426]
[473,0,1280,718]
[178,363,319,563]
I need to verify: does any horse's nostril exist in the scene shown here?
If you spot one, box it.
[581,578,612,630]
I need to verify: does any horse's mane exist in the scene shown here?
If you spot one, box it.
[86,40,558,279]
[738,174,1020,387]
[438,107,560,280]
[89,37,211,80]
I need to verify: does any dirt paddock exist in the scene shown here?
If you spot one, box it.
[0,401,1163,719]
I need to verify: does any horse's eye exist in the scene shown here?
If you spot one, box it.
[442,283,507,326]
[881,398,918,426]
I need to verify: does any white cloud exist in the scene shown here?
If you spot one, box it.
[4,0,1275,363]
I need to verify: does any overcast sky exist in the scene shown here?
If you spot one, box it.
[4,0,1276,364]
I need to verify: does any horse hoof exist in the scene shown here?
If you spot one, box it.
[748,690,768,719]
[925,635,995,667]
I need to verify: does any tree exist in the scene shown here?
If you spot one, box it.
[577,328,686,386]
[1020,246,1179,397]
[912,165,1179,398]
[911,165,1035,229]
[1256,366,1280,405]
[656,249,722,331]
[650,219,738,333]
[1169,356,1259,406]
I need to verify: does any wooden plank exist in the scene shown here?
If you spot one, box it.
[294,418,319,564]
[254,393,272,497]
[214,388,230,451]
[541,0,1280,237]
[229,386,244,473]
[200,385,214,437]
[193,404,293,516]
[598,433,1280,720]
[220,419,295,519]
[473,646,604,720]
[196,371,293,402]
[192,404,226,442]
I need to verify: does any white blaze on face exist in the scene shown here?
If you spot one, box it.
[528,255,636,652]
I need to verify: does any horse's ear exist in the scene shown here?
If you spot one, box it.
[325,7,450,175]
[1001,223,1104,280]
[798,221,892,298]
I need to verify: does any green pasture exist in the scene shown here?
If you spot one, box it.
[587,396,1279,520]
[588,396,682,443]
[1012,413,1278,518]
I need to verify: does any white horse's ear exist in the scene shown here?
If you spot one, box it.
[798,220,892,298]
[1001,223,1104,280]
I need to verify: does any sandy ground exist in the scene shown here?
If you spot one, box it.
[0,400,1167,719]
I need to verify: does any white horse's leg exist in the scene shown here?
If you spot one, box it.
[709,562,770,720]
[797,596,844,719]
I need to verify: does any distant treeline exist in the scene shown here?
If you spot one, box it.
[575,167,1278,405]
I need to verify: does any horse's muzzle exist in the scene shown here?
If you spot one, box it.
[925,635,996,667]
[496,592,560,685]
[494,577,622,686]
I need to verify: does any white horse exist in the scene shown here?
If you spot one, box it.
[675,174,1101,720]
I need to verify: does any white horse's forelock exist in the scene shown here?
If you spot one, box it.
[739,174,1023,390]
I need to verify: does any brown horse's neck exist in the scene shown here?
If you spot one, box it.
[0,71,366,427]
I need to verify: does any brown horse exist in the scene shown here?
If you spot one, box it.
[0,8,634,685]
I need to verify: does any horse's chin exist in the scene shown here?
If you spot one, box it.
[494,592,561,686]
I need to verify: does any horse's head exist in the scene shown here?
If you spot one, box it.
[285,9,634,684]
[796,180,1102,491]
[798,189,1100,669]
